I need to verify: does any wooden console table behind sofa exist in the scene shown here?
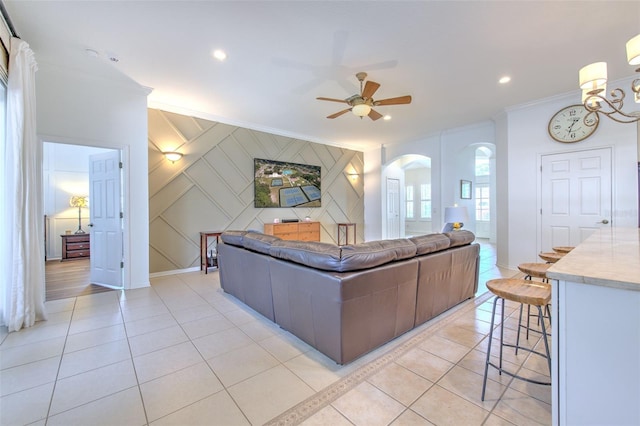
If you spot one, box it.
[264,221,320,241]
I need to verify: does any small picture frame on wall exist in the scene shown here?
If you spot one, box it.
[460,180,472,199]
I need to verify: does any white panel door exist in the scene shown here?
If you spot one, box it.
[387,178,400,239]
[541,148,612,251]
[89,151,123,288]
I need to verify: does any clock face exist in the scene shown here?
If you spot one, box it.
[548,105,599,143]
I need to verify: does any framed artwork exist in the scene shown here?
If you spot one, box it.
[254,158,321,208]
[460,180,472,199]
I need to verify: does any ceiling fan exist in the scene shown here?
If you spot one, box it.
[316,72,412,121]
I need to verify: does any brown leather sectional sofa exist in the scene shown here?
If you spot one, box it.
[218,230,479,364]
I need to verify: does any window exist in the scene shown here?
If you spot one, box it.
[406,186,414,219]
[420,183,431,219]
[476,156,490,176]
[475,185,490,221]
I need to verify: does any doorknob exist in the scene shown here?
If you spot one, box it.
[88,223,94,227]
[600,219,609,224]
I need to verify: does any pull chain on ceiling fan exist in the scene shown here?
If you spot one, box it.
[316,72,412,120]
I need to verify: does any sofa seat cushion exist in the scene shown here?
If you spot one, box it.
[445,230,476,247]
[410,233,451,255]
[243,232,281,254]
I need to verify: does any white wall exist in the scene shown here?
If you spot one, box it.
[364,81,637,271]
[364,147,382,241]
[36,63,151,289]
[501,79,638,269]
[368,122,494,239]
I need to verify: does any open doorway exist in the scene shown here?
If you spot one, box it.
[383,154,432,239]
[43,142,122,300]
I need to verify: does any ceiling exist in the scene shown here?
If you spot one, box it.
[3,1,640,151]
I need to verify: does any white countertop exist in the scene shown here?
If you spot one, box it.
[546,227,640,292]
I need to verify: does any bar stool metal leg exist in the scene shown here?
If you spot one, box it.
[481,295,501,401]
[482,278,552,401]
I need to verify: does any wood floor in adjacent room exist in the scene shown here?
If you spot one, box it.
[45,259,115,301]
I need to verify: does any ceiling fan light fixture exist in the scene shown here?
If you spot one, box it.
[352,103,371,117]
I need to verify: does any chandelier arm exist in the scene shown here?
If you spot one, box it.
[584,89,640,124]
[583,111,599,127]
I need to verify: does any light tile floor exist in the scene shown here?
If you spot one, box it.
[0,240,552,425]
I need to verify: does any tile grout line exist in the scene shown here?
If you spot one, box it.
[264,291,496,426]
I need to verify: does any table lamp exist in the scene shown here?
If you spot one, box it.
[69,195,89,234]
[443,206,469,232]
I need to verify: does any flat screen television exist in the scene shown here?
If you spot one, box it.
[254,158,321,208]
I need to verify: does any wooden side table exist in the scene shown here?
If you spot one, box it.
[200,231,223,274]
[337,223,356,246]
[60,234,90,261]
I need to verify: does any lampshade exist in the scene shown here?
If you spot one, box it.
[69,195,88,208]
[163,151,183,162]
[626,34,640,66]
[352,103,371,117]
[579,62,607,89]
[444,206,469,224]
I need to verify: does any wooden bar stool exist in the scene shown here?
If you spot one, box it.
[481,278,552,401]
[538,251,565,263]
[552,246,574,254]
[517,262,553,342]
[517,262,551,281]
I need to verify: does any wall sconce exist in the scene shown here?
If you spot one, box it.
[345,172,360,181]
[163,151,183,163]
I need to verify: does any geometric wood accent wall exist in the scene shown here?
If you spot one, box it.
[148,108,364,273]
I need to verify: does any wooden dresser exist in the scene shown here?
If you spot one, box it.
[264,221,320,241]
[61,234,90,261]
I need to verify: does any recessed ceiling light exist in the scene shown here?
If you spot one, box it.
[499,76,511,84]
[85,48,99,58]
[383,115,392,121]
[213,49,227,61]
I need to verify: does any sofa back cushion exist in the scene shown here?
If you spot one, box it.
[445,230,476,247]
[242,232,281,254]
[409,233,451,255]
[270,241,342,271]
[270,238,416,272]
[340,239,416,271]
[220,230,247,247]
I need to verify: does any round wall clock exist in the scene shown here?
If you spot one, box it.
[548,104,599,143]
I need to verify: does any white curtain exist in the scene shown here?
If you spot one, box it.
[0,37,47,332]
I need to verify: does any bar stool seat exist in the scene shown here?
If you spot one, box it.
[517,262,553,339]
[538,251,565,263]
[517,262,552,280]
[552,246,574,254]
[481,278,552,401]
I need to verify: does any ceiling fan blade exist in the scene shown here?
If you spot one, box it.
[374,95,412,106]
[361,81,380,99]
[327,108,351,119]
[317,97,349,104]
[368,109,383,121]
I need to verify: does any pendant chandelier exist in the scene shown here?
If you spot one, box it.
[579,33,640,124]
